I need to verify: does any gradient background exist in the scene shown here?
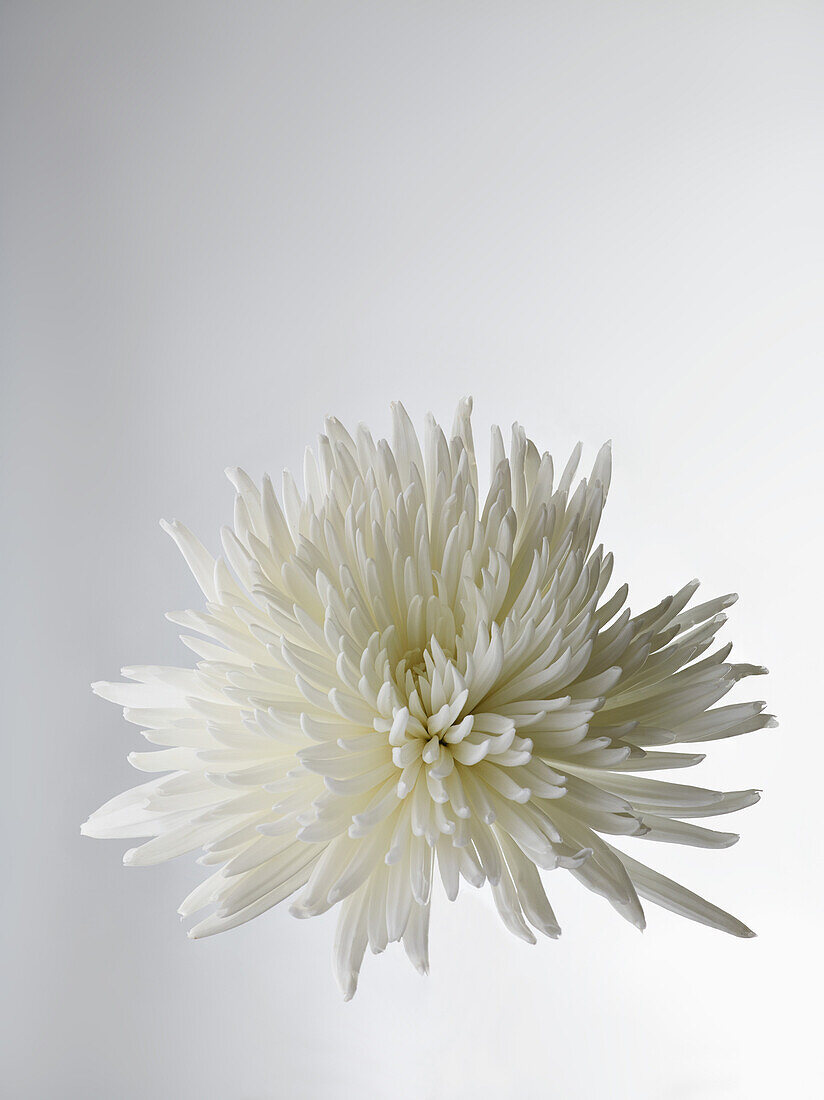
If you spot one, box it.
[2,3,822,1098]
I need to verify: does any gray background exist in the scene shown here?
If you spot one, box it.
[2,3,822,1098]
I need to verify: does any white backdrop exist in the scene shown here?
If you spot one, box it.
[2,3,822,1098]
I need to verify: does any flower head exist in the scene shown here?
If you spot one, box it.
[84,399,774,998]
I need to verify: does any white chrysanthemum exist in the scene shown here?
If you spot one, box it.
[84,399,774,998]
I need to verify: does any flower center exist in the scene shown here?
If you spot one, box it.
[372,637,534,850]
